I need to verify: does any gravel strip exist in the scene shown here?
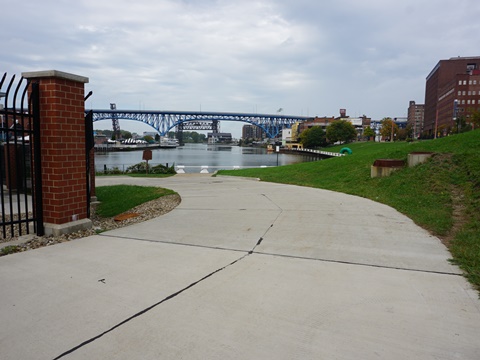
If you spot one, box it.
[1,194,181,254]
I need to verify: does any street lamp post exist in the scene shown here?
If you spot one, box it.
[391,118,395,142]
[453,99,459,133]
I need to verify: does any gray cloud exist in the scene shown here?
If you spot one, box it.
[3,0,480,135]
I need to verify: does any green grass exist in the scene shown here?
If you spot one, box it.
[0,245,20,256]
[218,130,480,292]
[95,185,177,218]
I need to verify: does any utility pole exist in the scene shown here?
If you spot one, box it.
[391,118,395,142]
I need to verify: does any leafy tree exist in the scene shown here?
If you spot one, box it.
[470,109,480,129]
[143,135,154,143]
[397,125,413,141]
[191,132,200,143]
[121,130,132,139]
[363,126,375,141]
[453,115,472,134]
[326,120,356,144]
[198,133,207,143]
[380,118,399,141]
[179,131,206,143]
[299,126,327,148]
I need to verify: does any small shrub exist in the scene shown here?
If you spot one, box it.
[126,162,176,174]
[1,245,21,256]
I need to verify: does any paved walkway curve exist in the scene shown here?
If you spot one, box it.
[1,175,479,359]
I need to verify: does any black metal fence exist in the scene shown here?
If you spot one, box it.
[85,107,94,218]
[0,73,43,239]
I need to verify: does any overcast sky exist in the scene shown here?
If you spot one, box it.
[3,0,480,137]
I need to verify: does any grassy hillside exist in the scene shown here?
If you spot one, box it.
[218,130,480,291]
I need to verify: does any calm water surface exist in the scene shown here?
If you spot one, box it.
[95,143,317,173]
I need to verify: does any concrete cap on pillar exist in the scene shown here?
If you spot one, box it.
[22,70,89,84]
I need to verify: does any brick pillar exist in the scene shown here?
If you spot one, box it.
[22,70,92,236]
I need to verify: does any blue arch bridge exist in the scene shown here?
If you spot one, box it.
[88,109,310,139]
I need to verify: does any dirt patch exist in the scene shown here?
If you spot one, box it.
[114,213,140,222]
[438,186,468,248]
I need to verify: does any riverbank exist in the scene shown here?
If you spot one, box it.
[94,144,163,152]
[94,142,315,173]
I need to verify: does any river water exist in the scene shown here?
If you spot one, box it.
[95,143,316,173]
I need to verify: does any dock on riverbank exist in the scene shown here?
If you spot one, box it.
[279,148,345,159]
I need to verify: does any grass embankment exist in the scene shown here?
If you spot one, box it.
[218,130,480,291]
[95,185,177,218]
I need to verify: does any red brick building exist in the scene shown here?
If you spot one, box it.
[424,56,480,136]
[242,124,265,141]
[298,116,335,133]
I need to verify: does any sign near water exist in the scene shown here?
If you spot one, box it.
[142,149,152,161]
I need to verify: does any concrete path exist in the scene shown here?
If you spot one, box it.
[0,175,479,359]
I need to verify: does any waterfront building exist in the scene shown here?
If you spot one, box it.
[335,110,372,140]
[281,125,303,149]
[290,122,301,142]
[281,128,292,146]
[298,117,335,133]
[424,56,480,136]
[295,112,372,141]
[242,124,265,140]
[94,134,108,146]
[143,131,157,138]
[207,132,232,144]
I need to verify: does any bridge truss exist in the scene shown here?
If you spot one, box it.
[88,110,310,138]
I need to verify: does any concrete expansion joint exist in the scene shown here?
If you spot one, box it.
[53,250,252,359]
[254,251,464,277]
[261,193,283,211]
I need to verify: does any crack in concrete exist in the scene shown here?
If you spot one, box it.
[53,251,251,359]
[53,195,283,359]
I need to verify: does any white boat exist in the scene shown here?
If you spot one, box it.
[159,137,179,148]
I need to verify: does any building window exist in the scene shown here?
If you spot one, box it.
[458,91,462,96]
[469,80,473,85]
[459,80,463,85]
[464,80,467,85]
[463,91,466,96]
[467,100,471,105]
[473,100,476,105]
